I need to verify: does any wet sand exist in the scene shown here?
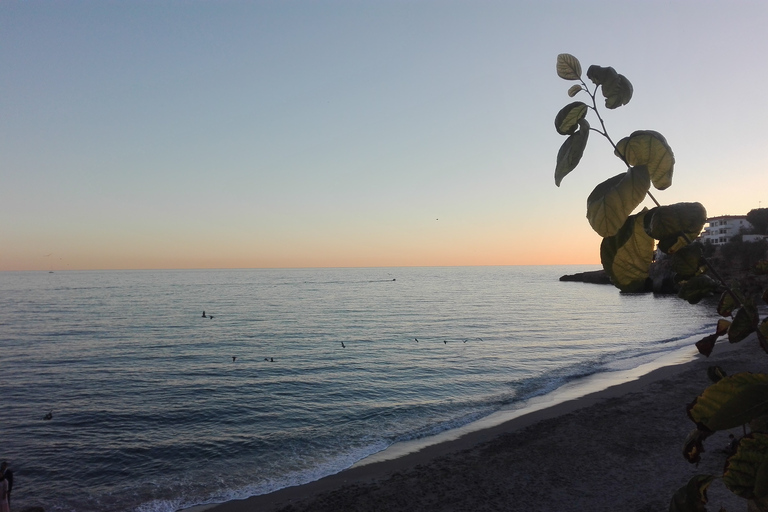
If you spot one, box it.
[205,337,764,512]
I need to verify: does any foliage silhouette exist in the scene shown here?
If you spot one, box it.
[554,54,768,512]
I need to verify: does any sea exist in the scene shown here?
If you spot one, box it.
[0,266,719,512]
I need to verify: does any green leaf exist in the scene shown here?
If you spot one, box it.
[672,244,704,279]
[555,101,588,135]
[645,203,707,241]
[723,433,768,499]
[586,64,618,86]
[678,275,719,304]
[587,166,650,237]
[750,495,768,512]
[556,53,582,80]
[600,210,654,292]
[585,65,633,109]
[555,119,590,187]
[657,236,690,255]
[603,74,633,109]
[615,131,675,190]
[719,291,738,317]
[645,203,707,255]
[669,474,716,512]
[730,304,759,343]
[688,373,768,432]
[717,319,732,336]
[567,84,582,97]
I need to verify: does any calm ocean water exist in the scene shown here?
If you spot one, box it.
[0,266,717,512]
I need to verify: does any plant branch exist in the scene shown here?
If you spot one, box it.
[583,78,740,307]
[583,80,622,159]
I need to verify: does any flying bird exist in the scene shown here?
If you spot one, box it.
[232,356,237,362]
[415,338,418,342]
[341,342,346,348]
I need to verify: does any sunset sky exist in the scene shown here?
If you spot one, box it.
[2,0,767,271]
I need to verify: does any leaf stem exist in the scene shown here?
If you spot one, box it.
[583,80,623,160]
[584,78,741,309]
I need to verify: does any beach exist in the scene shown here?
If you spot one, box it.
[206,337,765,512]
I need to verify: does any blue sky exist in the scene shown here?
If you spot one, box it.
[2,0,767,270]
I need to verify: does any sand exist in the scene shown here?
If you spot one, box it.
[205,337,766,512]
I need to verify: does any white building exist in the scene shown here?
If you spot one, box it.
[699,215,753,245]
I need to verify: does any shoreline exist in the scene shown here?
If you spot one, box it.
[197,336,764,512]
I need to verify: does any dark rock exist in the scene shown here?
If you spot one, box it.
[559,270,611,285]
[648,257,678,294]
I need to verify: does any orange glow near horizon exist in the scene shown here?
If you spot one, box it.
[0,226,602,271]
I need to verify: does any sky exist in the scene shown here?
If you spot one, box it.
[2,0,767,271]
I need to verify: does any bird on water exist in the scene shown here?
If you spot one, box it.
[43,410,53,420]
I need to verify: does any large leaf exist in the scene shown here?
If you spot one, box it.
[678,275,719,304]
[672,244,704,279]
[644,203,707,241]
[614,130,675,190]
[602,74,633,109]
[729,304,759,343]
[586,65,633,109]
[555,101,588,135]
[555,119,590,186]
[557,53,582,80]
[586,64,618,86]
[688,373,768,432]
[669,474,716,512]
[723,433,768,499]
[718,290,739,317]
[600,210,654,292]
[645,203,708,255]
[587,166,650,237]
